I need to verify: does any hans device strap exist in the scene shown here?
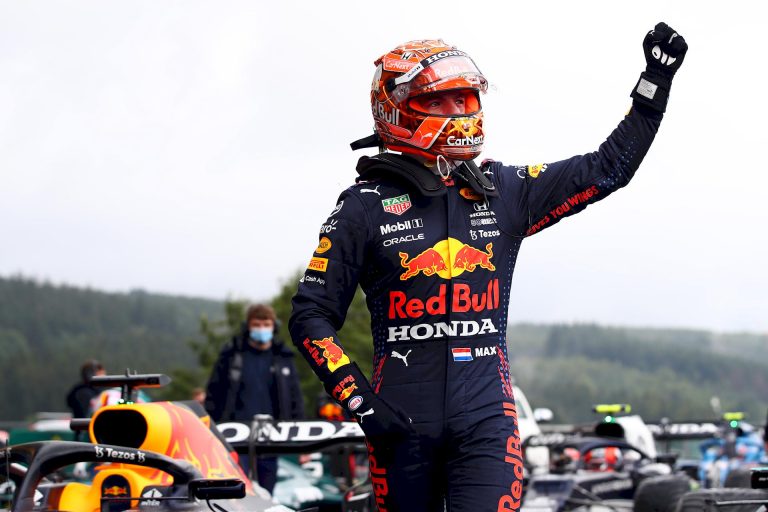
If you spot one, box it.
[356,154,497,198]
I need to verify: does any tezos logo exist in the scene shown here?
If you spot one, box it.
[94,445,145,462]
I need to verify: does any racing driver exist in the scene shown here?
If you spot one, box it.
[289,24,687,511]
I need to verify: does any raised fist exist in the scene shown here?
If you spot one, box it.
[643,22,688,79]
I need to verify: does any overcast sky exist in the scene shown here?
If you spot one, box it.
[1,1,766,332]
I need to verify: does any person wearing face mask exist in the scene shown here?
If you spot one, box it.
[204,303,304,492]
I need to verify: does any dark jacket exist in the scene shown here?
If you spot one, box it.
[204,329,304,422]
[66,383,99,418]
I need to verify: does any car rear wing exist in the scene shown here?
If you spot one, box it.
[68,406,366,455]
[216,418,365,455]
[89,371,170,404]
[646,421,722,440]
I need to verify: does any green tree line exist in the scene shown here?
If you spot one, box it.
[511,324,768,422]
[0,275,221,421]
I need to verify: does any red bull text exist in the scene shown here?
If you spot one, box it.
[498,401,524,512]
[332,374,358,401]
[369,443,390,511]
[389,279,499,319]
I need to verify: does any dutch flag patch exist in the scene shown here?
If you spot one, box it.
[452,347,473,362]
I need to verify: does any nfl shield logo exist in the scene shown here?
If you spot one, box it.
[381,194,412,215]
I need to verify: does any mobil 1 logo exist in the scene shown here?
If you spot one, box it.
[380,218,423,236]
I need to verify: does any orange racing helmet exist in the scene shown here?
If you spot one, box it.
[369,39,488,161]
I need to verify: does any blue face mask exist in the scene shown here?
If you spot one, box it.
[249,327,273,344]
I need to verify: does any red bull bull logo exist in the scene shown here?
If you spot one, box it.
[399,238,495,280]
[332,374,358,401]
[338,384,358,401]
[453,242,495,272]
[399,248,447,280]
[103,486,128,497]
[306,336,350,372]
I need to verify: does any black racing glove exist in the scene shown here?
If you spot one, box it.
[325,362,413,443]
[631,22,688,113]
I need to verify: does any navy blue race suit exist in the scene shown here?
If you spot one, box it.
[289,103,663,511]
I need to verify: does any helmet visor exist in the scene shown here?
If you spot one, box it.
[408,89,482,116]
[390,55,487,104]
